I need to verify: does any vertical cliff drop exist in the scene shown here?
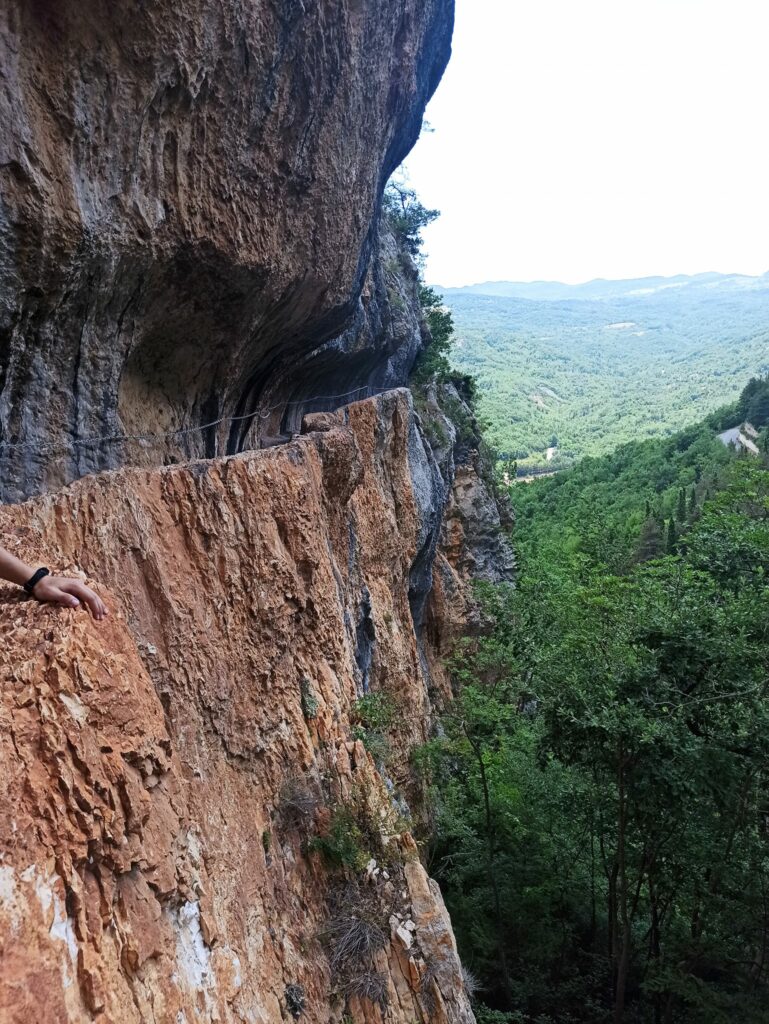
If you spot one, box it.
[0,391,481,1023]
[0,1,514,1021]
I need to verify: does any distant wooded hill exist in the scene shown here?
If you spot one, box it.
[439,273,769,470]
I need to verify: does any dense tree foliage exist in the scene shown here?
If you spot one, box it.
[442,284,769,472]
[411,285,457,385]
[513,375,769,569]
[742,375,769,429]
[382,181,439,259]
[397,186,769,1020]
[418,414,769,1023]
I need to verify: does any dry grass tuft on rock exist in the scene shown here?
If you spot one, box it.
[339,970,390,1011]
[279,776,321,831]
[322,881,395,1014]
[461,964,483,1000]
[324,907,388,973]
[420,957,441,1015]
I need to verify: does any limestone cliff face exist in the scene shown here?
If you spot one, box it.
[422,381,515,587]
[414,380,515,679]
[0,0,453,502]
[0,3,512,1019]
[0,391,476,1023]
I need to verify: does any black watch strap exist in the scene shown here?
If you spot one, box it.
[23,567,50,595]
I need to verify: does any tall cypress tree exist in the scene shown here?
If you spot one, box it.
[666,516,678,554]
[637,517,663,561]
[677,487,687,523]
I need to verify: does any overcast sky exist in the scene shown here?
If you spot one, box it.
[404,0,769,287]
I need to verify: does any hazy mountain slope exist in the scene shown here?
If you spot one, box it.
[440,271,769,302]
[440,274,769,469]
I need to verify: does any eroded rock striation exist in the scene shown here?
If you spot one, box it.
[0,0,453,502]
[0,391,477,1023]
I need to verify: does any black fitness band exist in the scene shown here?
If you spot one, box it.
[23,567,50,595]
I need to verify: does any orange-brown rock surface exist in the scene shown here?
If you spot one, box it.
[0,390,476,1023]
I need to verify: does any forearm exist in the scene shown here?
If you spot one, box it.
[0,547,35,587]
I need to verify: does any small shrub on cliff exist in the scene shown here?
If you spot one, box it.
[439,386,479,449]
[412,392,450,450]
[382,181,438,258]
[351,692,395,767]
[308,806,370,870]
[352,692,394,731]
[354,728,390,766]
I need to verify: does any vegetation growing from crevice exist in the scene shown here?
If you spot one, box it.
[419,408,769,1023]
[382,178,504,512]
[383,180,439,261]
[352,693,396,766]
[380,179,501,503]
[279,776,321,832]
[300,677,319,720]
[411,285,457,387]
[338,971,390,1012]
[322,881,394,1017]
[308,775,408,875]
[381,178,478,402]
[309,806,372,871]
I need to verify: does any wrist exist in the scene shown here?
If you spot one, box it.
[24,567,51,596]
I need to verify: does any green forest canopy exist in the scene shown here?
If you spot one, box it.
[403,231,769,1019]
[417,393,769,1024]
[440,274,769,472]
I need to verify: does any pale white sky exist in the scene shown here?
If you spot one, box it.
[404,0,769,286]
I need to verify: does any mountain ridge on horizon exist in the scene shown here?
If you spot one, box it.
[435,271,769,302]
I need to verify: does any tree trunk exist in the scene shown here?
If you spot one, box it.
[469,731,515,1004]
[614,745,630,1024]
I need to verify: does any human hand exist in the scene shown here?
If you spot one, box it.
[32,575,108,621]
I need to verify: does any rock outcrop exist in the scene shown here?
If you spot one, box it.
[0,390,476,1023]
[412,379,515,687]
[424,380,515,586]
[0,0,453,502]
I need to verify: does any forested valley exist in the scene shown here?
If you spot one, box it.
[413,275,769,1022]
[389,187,769,1022]
[441,275,769,473]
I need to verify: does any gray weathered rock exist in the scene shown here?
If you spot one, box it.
[418,380,515,585]
[0,0,453,502]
